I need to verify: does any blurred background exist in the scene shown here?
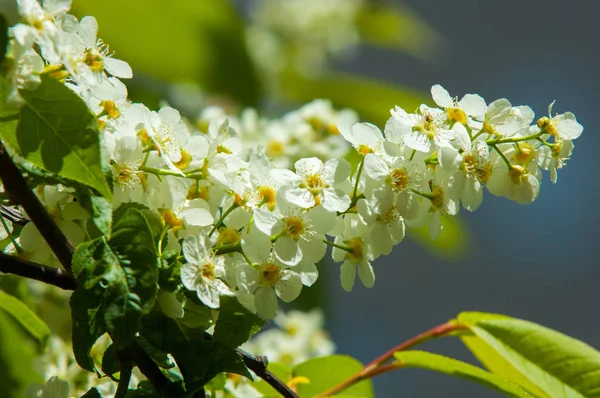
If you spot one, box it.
[1,0,599,396]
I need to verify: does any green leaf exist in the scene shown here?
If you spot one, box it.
[213,296,266,349]
[252,362,292,396]
[0,310,43,397]
[0,75,112,199]
[292,355,374,398]
[280,69,426,127]
[393,350,534,397]
[355,4,445,62]
[72,0,261,105]
[141,298,264,395]
[70,208,158,369]
[101,343,118,378]
[76,186,112,238]
[0,14,8,65]
[0,290,50,348]
[136,335,175,369]
[458,311,600,398]
[81,387,102,398]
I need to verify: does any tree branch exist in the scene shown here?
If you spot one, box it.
[118,341,173,394]
[0,204,28,225]
[0,140,74,274]
[0,252,76,290]
[204,332,299,398]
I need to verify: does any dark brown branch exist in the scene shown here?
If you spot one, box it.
[0,204,28,225]
[118,342,172,394]
[204,332,299,398]
[0,252,76,290]
[0,140,74,274]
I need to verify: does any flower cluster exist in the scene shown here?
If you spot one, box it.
[2,0,583,324]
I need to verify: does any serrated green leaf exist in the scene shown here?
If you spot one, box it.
[393,350,534,397]
[0,76,112,199]
[70,208,158,369]
[280,69,426,127]
[458,311,600,398]
[292,355,374,398]
[0,289,50,348]
[213,296,267,349]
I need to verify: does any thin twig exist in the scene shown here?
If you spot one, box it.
[0,204,28,225]
[204,332,299,398]
[0,252,76,290]
[0,141,74,274]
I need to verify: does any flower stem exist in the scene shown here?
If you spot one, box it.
[315,321,464,397]
[322,239,353,253]
[486,131,543,145]
[491,144,513,170]
[208,202,239,237]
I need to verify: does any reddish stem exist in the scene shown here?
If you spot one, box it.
[315,321,464,397]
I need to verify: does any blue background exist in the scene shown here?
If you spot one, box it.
[324,1,600,396]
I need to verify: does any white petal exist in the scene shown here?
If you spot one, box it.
[353,122,383,148]
[236,263,259,293]
[180,263,200,291]
[556,119,583,140]
[459,94,486,118]
[242,231,272,264]
[363,153,389,181]
[255,287,278,319]
[428,212,442,240]
[404,131,432,153]
[340,261,356,292]
[181,207,213,227]
[298,238,326,264]
[284,187,315,209]
[371,223,393,256]
[306,205,337,234]
[486,99,512,124]
[431,84,453,108]
[295,262,319,287]
[274,236,302,266]
[253,207,280,235]
[77,16,98,47]
[321,189,351,213]
[294,157,323,178]
[357,261,375,288]
[182,235,203,265]
[324,158,351,184]
[462,179,483,211]
[104,58,133,79]
[275,272,302,302]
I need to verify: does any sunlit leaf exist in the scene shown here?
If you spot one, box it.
[292,355,374,398]
[407,215,470,261]
[0,289,50,347]
[458,312,600,398]
[0,76,112,199]
[393,350,534,397]
[72,1,261,105]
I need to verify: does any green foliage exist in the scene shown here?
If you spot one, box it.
[71,0,262,106]
[81,387,102,398]
[101,343,118,379]
[76,185,112,238]
[0,14,7,65]
[0,289,50,348]
[70,207,158,371]
[0,75,112,199]
[0,310,42,397]
[141,297,265,395]
[252,362,292,396]
[392,350,533,397]
[458,312,600,398]
[355,3,445,62]
[292,355,374,398]
[280,69,426,127]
